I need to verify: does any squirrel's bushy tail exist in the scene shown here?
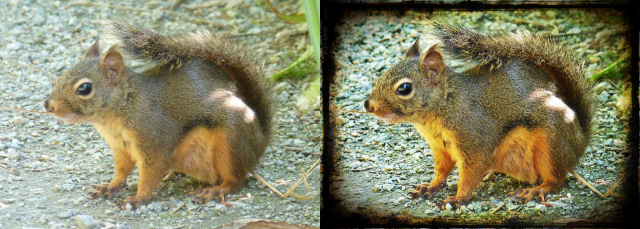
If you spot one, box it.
[104,21,274,140]
[433,22,594,141]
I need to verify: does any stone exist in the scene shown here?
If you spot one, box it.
[7,148,20,160]
[13,117,29,125]
[57,211,75,219]
[75,215,98,229]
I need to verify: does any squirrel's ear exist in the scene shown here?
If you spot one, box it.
[405,39,421,59]
[99,45,125,85]
[85,39,101,59]
[419,44,445,84]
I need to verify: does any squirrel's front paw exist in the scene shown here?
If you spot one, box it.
[89,183,123,199]
[436,196,467,210]
[408,183,442,199]
[189,187,226,204]
[116,196,146,210]
[509,188,545,204]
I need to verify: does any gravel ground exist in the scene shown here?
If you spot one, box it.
[0,0,320,228]
[329,10,631,225]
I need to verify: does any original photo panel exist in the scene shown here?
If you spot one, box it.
[326,7,635,226]
[0,0,320,228]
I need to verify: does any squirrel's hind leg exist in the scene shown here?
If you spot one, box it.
[188,128,246,204]
[189,158,246,204]
[190,177,245,204]
[509,179,562,204]
[509,137,565,204]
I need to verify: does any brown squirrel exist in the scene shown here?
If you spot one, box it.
[364,23,594,208]
[44,22,274,209]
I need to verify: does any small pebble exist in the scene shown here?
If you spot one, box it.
[7,148,20,160]
[13,117,29,125]
[75,215,99,229]
[214,204,227,215]
[57,211,75,219]
[6,42,22,50]
[293,139,305,146]
[151,9,164,21]
[382,183,394,191]
[11,168,20,176]
[63,184,75,191]
[229,201,248,208]
[409,29,418,37]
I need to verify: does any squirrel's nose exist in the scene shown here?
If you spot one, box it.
[364,99,374,113]
[44,99,55,113]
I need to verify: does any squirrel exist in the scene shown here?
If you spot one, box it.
[44,21,274,209]
[364,23,594,208]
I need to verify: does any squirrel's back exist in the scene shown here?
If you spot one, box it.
[104,21,274,141]
[432,22,594,142]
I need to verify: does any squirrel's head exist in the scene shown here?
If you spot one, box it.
[364,39,447,124]
[44,39,127,124]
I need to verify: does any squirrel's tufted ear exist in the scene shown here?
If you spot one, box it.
[405,39,421,59]
[419,44,445,84]
[99,45,125,86]
[85,39,101,59]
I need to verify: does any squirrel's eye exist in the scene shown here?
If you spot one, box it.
[76,83,92,96]
[396,83,412,96]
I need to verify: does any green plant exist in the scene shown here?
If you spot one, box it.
[266,0,320,113]
[267,0,320,80]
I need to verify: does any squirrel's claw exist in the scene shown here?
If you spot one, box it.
[117,196,146,210]
[509,188,545,204]
[408,183,440,199]
[88,183,122,199]
[189,187,226,205]
[436,196,466,210]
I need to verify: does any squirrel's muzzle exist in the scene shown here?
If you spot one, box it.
[364,99,375,113]
[44,99,54,113]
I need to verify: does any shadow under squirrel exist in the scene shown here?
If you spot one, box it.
[44,22,274,208]
[364,23,594,208]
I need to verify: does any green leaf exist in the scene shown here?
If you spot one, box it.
[271,47,313,80]
[265,0,306,23]
[279,13,306,23]
[302,0,320,68]
[268,0,320,80]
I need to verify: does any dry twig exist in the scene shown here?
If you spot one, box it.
[24,166,54,172]
[250,158,319,201]
[0,107,47,114]
[489,202,505,214]
[283,158,319,199]
[570,169,604,197]
[169,201,185,214]
[569,169,624,200]
[603,172,625,199]
[330,107,367,114]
